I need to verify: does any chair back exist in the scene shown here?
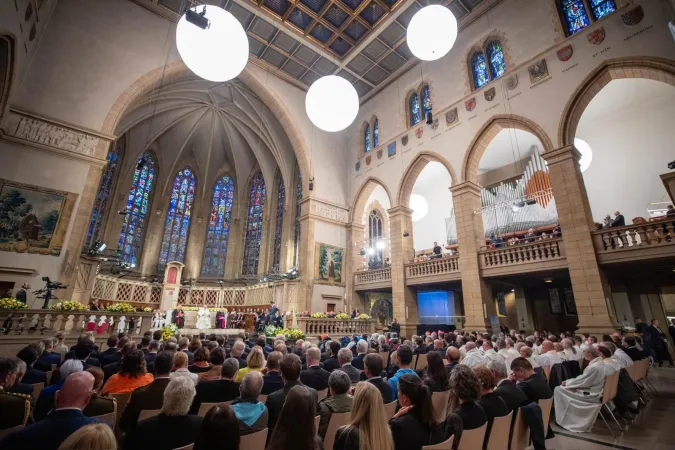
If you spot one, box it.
[609,372,619,401]
[172,444,193,450]
[138,409,161,422]
[240,428,268,450]
[539,397,553,432]
[578,359,583,372]
[379,352,390,367]
[198,401,230,417]
[323,411,352,450]
[542,365,551,381]
[448,393,458,416]
[423,435,454,450]
[93,412,116,428]
[458,423,487,450]
[0,425,23,440]
[45,371,53,385]
[485,412,513,450]
[509,409,530,450]
[31,382,44,399]
[415,353,428,371]
[109,392,130,438]
[601,374,613,405]
[431,390,451,423]
[383,401,397,420]
[317,388,329,401]
[314,415,320,434]
[51,364,57,371]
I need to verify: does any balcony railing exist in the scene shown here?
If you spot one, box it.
[479,238,567,276]
[354,267,391,289]
[406,256,461,285]
[297,317,376,336]
[592,221,675,263]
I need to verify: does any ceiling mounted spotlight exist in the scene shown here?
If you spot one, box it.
[185,6,210,30]
[305,75,359,132]
[407,5,458,61]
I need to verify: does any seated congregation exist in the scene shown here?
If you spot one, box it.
[0,327,660,450]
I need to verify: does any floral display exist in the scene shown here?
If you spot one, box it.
[310,312,327,319]
[143,307,153,312]
[161,323,178,341]
[275,328,305,341]
[181,306,229,312]
[0,298,28,310]
[335,312,350,320]
[326,311,336,319]
[105,302,136,313]
[357,313,371,319]
[50,300,86,312]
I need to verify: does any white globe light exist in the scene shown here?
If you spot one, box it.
[409,194,429,222]
[305,75,359,132]
[574,138,593,173]
[407,5,458,61]
[176,5,249,82]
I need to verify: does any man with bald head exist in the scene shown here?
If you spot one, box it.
[445,346,460,373]
[231,371,268,435]
[459,341,485,367]
[0,371,99,450]
[534,339,562,367]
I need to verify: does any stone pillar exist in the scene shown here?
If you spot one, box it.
[450,182,494,331]
[296,197,314,312]
[278,197,295,273]
[345,223,366,312]
[542,145,616,335]
[224,215,244,279]
[183,211,206,280]
[387,206,417,337]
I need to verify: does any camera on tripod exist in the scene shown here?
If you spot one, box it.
[41,277,67,290]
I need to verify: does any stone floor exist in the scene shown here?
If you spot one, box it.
[537,366,675,450]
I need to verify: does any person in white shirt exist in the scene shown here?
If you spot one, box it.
[505,338,520,360]
[482,340,503,364]
[611,344,634,369]
[573,336,583,353]
[460,342,485,367]
[554,342,568,361]
[535,340,562,367]
[519,346,540,368]
[562,338,582,362]
[497,339,511,361]
[170,351,198,385]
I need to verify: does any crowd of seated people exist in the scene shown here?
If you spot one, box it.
[486,224,562,249]
[0,322,664,450]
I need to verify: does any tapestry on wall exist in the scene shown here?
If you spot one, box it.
[367,292,393,323]
[315,243,344,285]
[0,179,77,256]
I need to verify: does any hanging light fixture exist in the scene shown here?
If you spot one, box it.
[305,75,359,132]
[407,5,458,61]
[176,5,248,82]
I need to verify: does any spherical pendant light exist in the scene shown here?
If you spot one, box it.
[305,75,359,132]
[407,5,458,61]
[176,5,249,82]
[574,138,593,173]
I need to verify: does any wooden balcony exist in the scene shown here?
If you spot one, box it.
[405,256,461,285]
[592,221,675,264]
[354,267,391,290]
[479,238,567,277]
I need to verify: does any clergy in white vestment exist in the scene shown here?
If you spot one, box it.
[599,342,623,373]
[563,338,583,362]
[535,340,563,366]
[554,342,569,361]
[613,347,633,368]
[554,347,609,432]
[519,346,541,368]
[460,342,486,367]
[482,340,504,364]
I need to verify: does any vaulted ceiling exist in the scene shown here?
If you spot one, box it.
[131,0,493,102]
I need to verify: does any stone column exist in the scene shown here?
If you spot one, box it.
[542,145,616,335]
[450,181,495,331]
[345,223,366,312]
[296,197,314,312]
[278,197,295,273]
[183,211,206,280]
[139,203,166,277]
[224,215,244,280]
[387,206,417,337]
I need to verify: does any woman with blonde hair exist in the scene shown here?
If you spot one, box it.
[334,382,394,450]
[57,424,116,450]
[235,346,265,382]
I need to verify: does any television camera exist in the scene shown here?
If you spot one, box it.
[33,277,68,309]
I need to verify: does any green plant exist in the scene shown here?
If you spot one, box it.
[0,298,28,310]
[276,328,305,341]
[142,307,153,313]
[264,324,278,336]
[357,313,371,319]
[50,300,86,312]
[310,312,327,319]
[335,312,350,320]
[161,324,178,341]
[105,302,136,313]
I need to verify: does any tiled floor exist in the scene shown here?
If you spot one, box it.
[535,366,675,450]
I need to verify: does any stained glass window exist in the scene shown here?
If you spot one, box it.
[87,138,124,249]
[242,172,266,275]
[589,0,615,20]
[364,123,371,153]
[409,92,420,126]
[293,168,302,267]
[421,85,432,119]
[158,168,196,269]
[561,0,590,35]
[373,118,379,148]
[487,41,506,80]
[201,176,235,276]
[471,52,489,89]
[118,152,156,266]
[272,176,285,272]
[368,210,384,269]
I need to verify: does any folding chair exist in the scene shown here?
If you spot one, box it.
[457,423,487,450]
[415,353,428,371]
[509,409,530,450]
[198,402,230,417]
[485,411,513,450]
[423,435,454,450]
[92,412,116,428]
[31,382,44,399]
[317,388,329,401]
[240,428,268,450]
[431,390,451,423]
[539,397,553,434]
[314,415,320,434]
[383,401,397,420]
[323,411,352,450]
[138,409,161,422]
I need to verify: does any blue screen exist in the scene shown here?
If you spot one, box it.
[418,291,455,324]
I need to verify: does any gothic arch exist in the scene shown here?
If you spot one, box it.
[397,151,458,209]
[558,57,675,146]
[462,114,554,184]
[0,34,16,130]
[351,177,394,225]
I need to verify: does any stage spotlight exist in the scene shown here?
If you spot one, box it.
[359,248,366,256]
[376,240,386,249]
[96,241,107,252]
[185,5,210,29]
[511,204,520,213]
[403,231,410,237]
[367,248,376,256]
[668,160,675,170]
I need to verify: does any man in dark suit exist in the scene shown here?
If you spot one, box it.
[177,337,194,365]
[488,359,527,411]
[646,319,674,367]
[15,283,28,305]
[336,348,361,383]
[389,318,401,335]
[139,335,151,356]
[445,347,460,374]
[300,347,331,391]
[352,340,368,370]
[323,341,341,372]
[364,353,393,403]
[0,371,98,450]
[36,338,61,370]
[189,358,241,414]
[266,353,317,434]
[99,336,124,367]
[9,357,35,397]
[510,357,552,403]
[611,210,625,227]
[261,352,285,395]
[229,341,247,369]
[145,341,159,365]
[621,336,647,361]
[120,351,174,432]
[413,337,427,355]
[0,358,31,430]
[122,377,203,450]
[16,346,47,385]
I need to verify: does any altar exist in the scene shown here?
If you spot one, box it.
[165,310,259,333]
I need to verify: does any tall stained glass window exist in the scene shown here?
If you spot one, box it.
[409,92,420,126]
[368,210,383,269]
[364,123,371,153]
[471,52,489,89]
[87,138,124,249]
[561,0,590,35]
[373,118,379,148]
[272,177,285,272]
[421,85,432,119]
[201,176,235,276]
[589,0,615,20]
[118,152,156,266]
[293,168,302,267]
[487,41,506,80]
[158,168,196,269]
[242,172,266,275]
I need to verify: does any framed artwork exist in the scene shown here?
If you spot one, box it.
[563,287,578,315]
[548,288,563,315]
[0,179,77,256]
[496,291,507,316]
[315,242,344,285]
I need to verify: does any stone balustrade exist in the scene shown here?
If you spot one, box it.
[353,267,392,290]
[592,220,675,263]
[479,238,567,276]
[297,317,376,336]
[406,256,461,285]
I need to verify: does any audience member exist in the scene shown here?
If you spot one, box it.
[231,371,268,435]
[199,347,224,381]
[335,381,394,450]
[535,340,562,367]
[423,352,450,392]
[235,347,264,382]
[446,347,460,374]
[352,340,368,370]
[178,338,195,366]
[53,332,68,354]
[99,336,123,366]
[459,342,484,368]
[337,348,360,382]
[193,405,240,450]
[189,347,212,374]
[145,341,159,366]
[267,385,323,450]
[230,341,247,369]
[363,353,393,403]
[387,345,416,400]
[189,358,240,415]
[450,365,487,431]
[102,350,153,395]
[16,346,48,385]
[102,340,136,382]
[488,359,526,412]
[57,423,116,450]
[509,357,552,403]
[170,351,198,385]
[474,366,509,448]
[37,338,61,368]
[301,347,331,391]
[34,359,84,421]
[0,358,31,431]
[8,358,33,397]
[82,366,115,417]
[646,319,674,367]
[324,341,342,372]
[318,371,353,438]
[262,351,285,395]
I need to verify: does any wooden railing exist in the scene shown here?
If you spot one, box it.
[354,267,391,287]
[297,318,376,336]
[406,256,460,281]
[592,220,675,262]
[479,238,566,273]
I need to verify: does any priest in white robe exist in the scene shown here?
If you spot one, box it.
[460,342,486,367]
[535,340,563,366]
[482,341,504,364]
[554,347,609,433]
